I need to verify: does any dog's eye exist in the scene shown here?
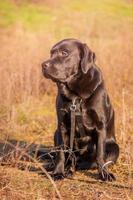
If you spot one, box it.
[60,50,69,57]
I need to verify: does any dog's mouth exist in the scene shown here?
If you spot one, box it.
[42,68,67,83]
[42,66,79,85]
[42,68,52,79]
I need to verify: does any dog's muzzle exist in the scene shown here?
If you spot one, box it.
[42,61,51,79]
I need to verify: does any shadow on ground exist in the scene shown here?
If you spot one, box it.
[0,139,56,172]
[0,139,98,178]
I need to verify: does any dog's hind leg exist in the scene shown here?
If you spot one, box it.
[96,127,119,181]
[97,138,119,181]
[105,138,119,164]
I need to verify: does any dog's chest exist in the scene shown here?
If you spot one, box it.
[79,104,95,132]
[61,101,95,134]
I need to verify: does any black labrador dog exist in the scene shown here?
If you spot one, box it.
[42,38,119,181]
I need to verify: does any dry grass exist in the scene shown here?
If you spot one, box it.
[0,0,133,199]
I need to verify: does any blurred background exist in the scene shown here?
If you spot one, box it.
[0,0,133,199]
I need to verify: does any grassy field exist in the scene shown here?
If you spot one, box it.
[0,0,133,199]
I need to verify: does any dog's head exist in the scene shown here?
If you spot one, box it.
[42,38,96,83]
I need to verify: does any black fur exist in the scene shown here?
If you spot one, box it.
[42,38,119,181]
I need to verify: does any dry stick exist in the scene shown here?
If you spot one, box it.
[5,141,62,200]
[122,88,126,143]
[24,153,62,200]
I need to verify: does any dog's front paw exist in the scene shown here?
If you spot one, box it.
[52,165,65,180]
[99,170,116,181]
[52,173,65,181]
[65,169,74,178]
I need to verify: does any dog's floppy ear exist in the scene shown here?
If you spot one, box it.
[80,43,96,74]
